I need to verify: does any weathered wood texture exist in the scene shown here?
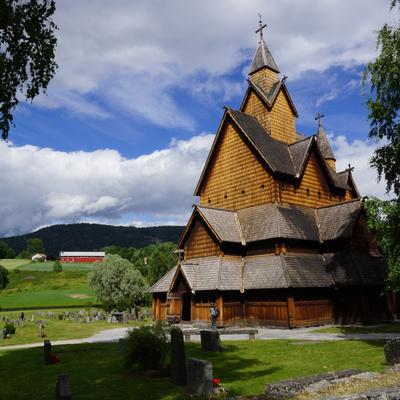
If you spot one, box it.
[293,300,333,327]
[352,215,381,256]
[199,121,274,210]
[250,68,278,94]
[280,152,349,207]
[184,219,219,259]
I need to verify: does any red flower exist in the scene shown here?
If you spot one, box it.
[50,354,60,364]
[212,378,221,386]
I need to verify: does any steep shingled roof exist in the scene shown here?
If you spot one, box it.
[249,37,280,74]
[149,252,386,293]
[317,125,336,161]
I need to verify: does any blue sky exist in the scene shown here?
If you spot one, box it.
[0,0,395,236]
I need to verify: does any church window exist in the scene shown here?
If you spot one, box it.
[241,190,245,194]
[208,199,211,203]
[224,194,228,199]
[261,184,265,189]
[318,191,321,199]
[306,188,310,196]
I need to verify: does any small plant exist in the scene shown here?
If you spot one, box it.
[53,260,62,273]
[4,323,16,335]
[58,313,64,320]
[124,322,170,371]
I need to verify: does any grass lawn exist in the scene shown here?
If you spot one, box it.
[20,261,95,271]
[0,270,96,308]
[0,340,387,399]
[311,323,400,334]
[0,259,31,270]
[0,309,147,346]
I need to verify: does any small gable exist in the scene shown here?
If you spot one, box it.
[351,214,381,256]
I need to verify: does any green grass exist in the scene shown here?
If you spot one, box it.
[0,340,387,399]
[0,270,95,308]
[0,309,147,346]
[0,259,31,270]
[20,261,95,271]
[311,323,400,334]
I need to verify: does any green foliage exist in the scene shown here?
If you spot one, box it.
[0,0,58,140]
[124,322,170,371]
[18,238,45,258]
[0,265,9,289]
[103,242,177,285]
[4,323,15,335]
[0,241,15,258]
[363,3,400,196]
[88,254,149,311]
[53,260,62,273]
[364,197,400,290]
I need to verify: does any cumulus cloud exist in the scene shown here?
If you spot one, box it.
[0,134,214,236]
[32,0,393,127]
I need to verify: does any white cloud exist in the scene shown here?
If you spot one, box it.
[32,0,394,127]
[0,134,214,236]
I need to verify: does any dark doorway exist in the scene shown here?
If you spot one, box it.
[181,293,191,321]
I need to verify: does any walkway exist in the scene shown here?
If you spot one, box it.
[1,326,399,351]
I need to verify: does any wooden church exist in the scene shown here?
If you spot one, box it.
[150,23,387,327]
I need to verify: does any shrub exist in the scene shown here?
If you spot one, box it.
[124,322,170,371]
[0,265,9,289]
[53,260,62,273]
[4,323,16,335]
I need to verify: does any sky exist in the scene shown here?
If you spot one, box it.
[0,0,396,237]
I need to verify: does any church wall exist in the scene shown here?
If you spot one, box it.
[351,214,381,256]
[184,219,220,260]
[199,121,274,210]
[280,151,342,208]
[250,68,277,93]
[242,90,272,134]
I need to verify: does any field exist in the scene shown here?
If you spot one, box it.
[0,339,387,399]
[0,268,96,309]
[0,259,32,270]
[0,259,95,272]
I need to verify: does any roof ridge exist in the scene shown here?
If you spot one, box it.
[288,135,314,146]
[234,211,246,246]
[317,198,362,210]
[280,253,292,288]
[197,204,233,212]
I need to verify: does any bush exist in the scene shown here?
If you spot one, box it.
[0,265,9,289]
[124,322,170,371]
[4,323,16,335]
[53,260,62,273]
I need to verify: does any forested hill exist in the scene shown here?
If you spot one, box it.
[1,223,184,256]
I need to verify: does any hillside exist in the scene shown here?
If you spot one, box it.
[1,223,184,256]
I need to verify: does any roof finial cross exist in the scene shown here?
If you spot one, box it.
[315,112,325,128]
[255,13,267,41]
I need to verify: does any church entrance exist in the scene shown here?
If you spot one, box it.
[181,292,191,321]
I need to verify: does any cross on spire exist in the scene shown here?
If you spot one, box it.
[255,13,267,41]
[315,112,325,128]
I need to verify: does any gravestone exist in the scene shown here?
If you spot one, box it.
[56,373,72,400]
[44,340,52,365]
[170,328,186,386]
[200,330,222,351]
[186,358,213,396]
[384,339,400,365]
[2,328,7,339]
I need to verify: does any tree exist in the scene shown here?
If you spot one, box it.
[364,197,400,290]
[18,237,45,258]
[0,241,16,258]
[363,2,400,196]
[88,254,149,311]
[0,265,9,289]
[53,259,62,272]
[0,0,58,140]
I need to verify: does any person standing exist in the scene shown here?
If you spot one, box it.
[210,302,219,330]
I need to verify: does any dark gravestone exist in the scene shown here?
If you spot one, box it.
[44,340,52,365]
[186,358,213,397]
[170,328,186,386]
[56,373,72,400]
[384,339,400,365]
[200,330,222,351]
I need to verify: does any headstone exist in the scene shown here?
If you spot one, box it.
[56,373,72,400]
[170,328,186,386]
[384,339,400,365]
[186,358,213,397]
[2,328,7,339]
[44,340,52,365]
[200,330,222,351]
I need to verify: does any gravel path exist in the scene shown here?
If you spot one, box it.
[1,326,399,351]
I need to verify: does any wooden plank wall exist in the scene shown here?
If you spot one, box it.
[184,219,219,259]
[293,300,333,327]
[199,122,274,210]
[352,215,381,256]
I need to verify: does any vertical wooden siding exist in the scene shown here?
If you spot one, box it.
[200,122,274,210]
[184,219,219,259]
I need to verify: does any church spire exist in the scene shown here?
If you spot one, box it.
[249,15,280,75]
[315,113,336,169]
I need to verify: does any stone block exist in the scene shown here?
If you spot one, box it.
[56,373,72,400]
[384,339,400,365]
[170,328,186,386]
[44,340,52,365]
[200,329,222,352]
[186,358,213,397]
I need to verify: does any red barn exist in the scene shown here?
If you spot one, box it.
[59,251,105,263]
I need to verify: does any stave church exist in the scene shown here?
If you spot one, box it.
[150,22,388,327]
